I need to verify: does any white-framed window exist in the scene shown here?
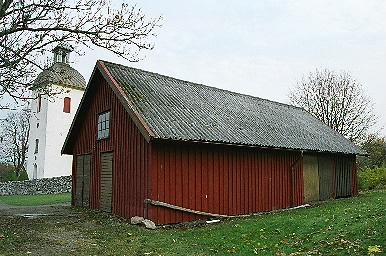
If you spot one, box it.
[97,111,110,140]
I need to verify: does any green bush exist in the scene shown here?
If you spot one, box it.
[0,164,29,182]
[0,164,14,182]
[18,170,29,181]
[358,166,386,190]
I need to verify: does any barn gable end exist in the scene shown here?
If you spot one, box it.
[66,68,150,219]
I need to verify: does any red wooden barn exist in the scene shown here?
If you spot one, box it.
[62,60,365,225]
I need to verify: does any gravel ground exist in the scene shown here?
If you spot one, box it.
[0,202,72,217]
[0,202,90,256]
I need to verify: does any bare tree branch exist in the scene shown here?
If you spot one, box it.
[0,108,31,179]
[289,68,377,144]
[0,0,162,110]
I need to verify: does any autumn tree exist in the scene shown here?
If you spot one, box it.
[289,69,376,143]
[0,0,161,110]
[0,109,30,179]
[357,134,386,171]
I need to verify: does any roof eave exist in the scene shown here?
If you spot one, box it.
[150,137,365,156]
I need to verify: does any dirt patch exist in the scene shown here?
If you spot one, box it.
[0,203,72,217]
[0,203,100,256]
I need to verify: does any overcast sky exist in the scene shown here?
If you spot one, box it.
[72,0,385,135]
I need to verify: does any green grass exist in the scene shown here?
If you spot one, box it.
[0,193,71,206]
[0,191,385,255]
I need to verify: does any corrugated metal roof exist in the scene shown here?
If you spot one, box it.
[102,61,365,155]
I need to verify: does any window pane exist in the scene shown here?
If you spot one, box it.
[97,111,111,140]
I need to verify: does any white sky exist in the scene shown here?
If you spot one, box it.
[72,0,385,136]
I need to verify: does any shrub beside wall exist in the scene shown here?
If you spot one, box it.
[0,176,72,196]
[358,167,386,190]
[0,164,29,182]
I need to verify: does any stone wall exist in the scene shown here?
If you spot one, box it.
[0,176,72,196]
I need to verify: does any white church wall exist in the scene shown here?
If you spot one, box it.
[43,85,83,178]
[26,44,86,180]
[26,92,49,179]
[26,85,84,179]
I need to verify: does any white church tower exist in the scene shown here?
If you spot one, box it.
[26,45,86,179]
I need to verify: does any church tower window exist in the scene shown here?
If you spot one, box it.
[34,139,39,154]
[37,95,42,112]
[63,97,71,113]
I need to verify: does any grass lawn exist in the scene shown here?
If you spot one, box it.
[0,191,385,255]
[0,193,71,206]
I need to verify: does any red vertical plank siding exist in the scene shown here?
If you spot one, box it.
[217,151,226,212]
[195,151,202,213]
[164,149,170,224]
[249,151,254,212]
[180,149,188,222]
[263,152,269,211]
[269,154,274,211]
[238,151,242,213]
[70,71,149,219]
[175,147,183,221]
[255,151,260,211]
[169,148,176,223]
[254,151,259,212]
[158,150,165,223]
[223,150,229,215]
[188,148,195,221]
[228,151,233,215]
[149,141,306,225]
[202,150,209,213]
[207,151,213,214]
[232,152,237,215]
[271,155,276,210]
[147,143,157,221]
